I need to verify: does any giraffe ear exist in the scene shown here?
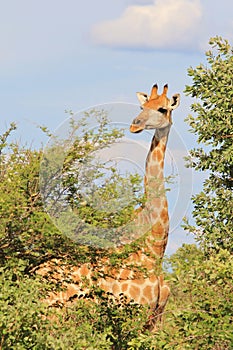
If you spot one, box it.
[136,92,149,106]
[169,93,180,110]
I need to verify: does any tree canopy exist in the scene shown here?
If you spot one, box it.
[184,36,233,254]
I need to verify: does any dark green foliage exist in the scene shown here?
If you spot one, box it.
[163,245,233,349]
[0,138,89,269]
[184,36,233,254]
[172,36,233,348]
[0,260,50,349]
[0,260,153,349]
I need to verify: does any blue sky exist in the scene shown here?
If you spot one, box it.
[1,0,232,254]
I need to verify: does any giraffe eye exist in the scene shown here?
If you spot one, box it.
[158,107,167,114]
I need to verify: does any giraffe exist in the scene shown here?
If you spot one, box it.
[37,83,180,332]
[125,83,181,259]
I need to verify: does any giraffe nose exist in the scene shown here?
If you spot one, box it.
[133,118,141,125]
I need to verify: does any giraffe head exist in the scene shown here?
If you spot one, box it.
[130,84,180,133]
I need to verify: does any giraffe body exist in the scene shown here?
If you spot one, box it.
[37,84,180,331]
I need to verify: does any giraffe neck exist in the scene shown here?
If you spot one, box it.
[145,126,169,193]
[130,126,170,260]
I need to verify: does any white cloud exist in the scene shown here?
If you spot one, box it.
[91,0,203,51]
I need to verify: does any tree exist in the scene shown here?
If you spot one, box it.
[184,36,233,254]
[159,37,233,349]
[164,244,233,349]
[0,113,153,349]
[40,110,144,248]
[0,111,143,266]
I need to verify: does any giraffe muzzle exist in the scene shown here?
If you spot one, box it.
[130,124,144,133]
